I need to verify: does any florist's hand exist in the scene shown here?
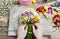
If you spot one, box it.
[32,23,42,39]
[17,24,28,39]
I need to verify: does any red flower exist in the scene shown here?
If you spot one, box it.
[36,6,46,13]
[52,13,60,25]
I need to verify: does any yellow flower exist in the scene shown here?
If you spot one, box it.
[57,13,60,16]
[44,6,48,11]
[28,8,36,12]
[32,0,37,4]
[32,16,40,23]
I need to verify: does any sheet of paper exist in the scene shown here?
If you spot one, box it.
[8,1,56,36]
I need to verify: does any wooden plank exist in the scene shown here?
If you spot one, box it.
[0,36,16,39]
[0,26,16,39]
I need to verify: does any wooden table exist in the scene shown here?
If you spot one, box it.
[0,1,56,39]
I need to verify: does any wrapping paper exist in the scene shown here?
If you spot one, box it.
[8,5,55,36]
[8,1,56,36]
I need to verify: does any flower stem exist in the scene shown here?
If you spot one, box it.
[25,24,33,39]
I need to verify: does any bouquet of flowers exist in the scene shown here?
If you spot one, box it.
[19,8,40,39]
[52,13,60,26]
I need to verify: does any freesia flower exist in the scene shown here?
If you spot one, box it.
[36,6,48,20]
[36,6,47,14]
[25,11,33,16]
[28,8,36,12]
[19,8,40,24]
[32,16,40,23]
[32,0,37,4]
[52,13,60,26]
[48,7,53,14]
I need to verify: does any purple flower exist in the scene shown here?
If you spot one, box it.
[25,11,33,16]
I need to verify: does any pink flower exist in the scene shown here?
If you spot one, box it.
[48,7,53,14]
